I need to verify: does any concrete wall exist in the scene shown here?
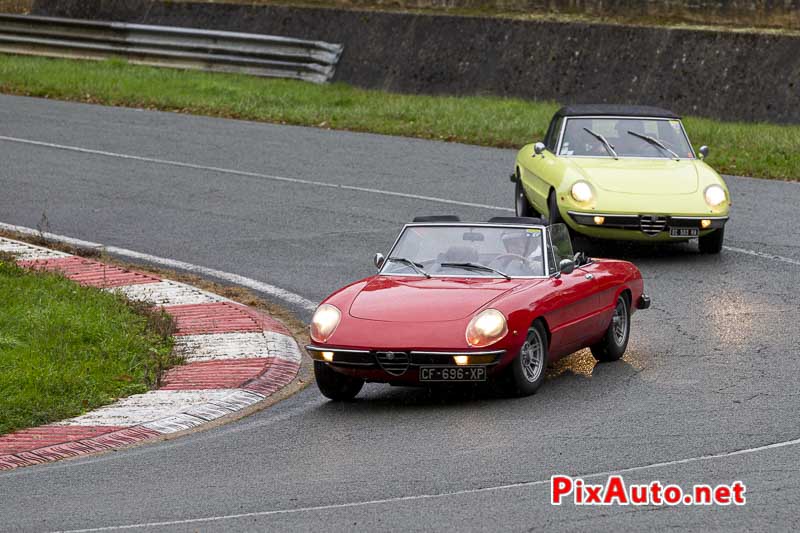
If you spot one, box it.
[32,0,800,123]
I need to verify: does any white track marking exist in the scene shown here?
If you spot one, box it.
[53,390,239,427]
[0,236,69,260]
[176,332,274,362]
[107,280,226,306]
[0,135,513,212]
[4,137,800,273]
[58,436,800,532]
[264,331,303,363]
[146,390,267,431]
[723,245,800,267]
[176,331,301,363]
[0,222,319,311]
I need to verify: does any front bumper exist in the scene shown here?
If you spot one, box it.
[637,294,651,310]
[566,211,728,241]
[306,345,505,380]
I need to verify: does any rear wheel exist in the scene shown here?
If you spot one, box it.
[515,179,538,217]
[314,361,364,401]
[699,227,724,254]
[591,294,630,362]
[508,321,548,396]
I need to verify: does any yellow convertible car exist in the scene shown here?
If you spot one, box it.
[511,105,731,253]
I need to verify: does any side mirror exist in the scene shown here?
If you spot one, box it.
[559,258,575,275]
[533,142,546,157]
[698,146,709,160]
[374,253,385,269]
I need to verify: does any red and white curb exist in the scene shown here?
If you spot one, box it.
[0,237,302,470]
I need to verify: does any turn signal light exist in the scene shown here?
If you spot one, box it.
[701,219,712,229]
[453,355,469,366]
[593,216,605,225]
[322,351,334,362]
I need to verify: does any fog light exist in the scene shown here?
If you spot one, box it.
[593,216,605,225]
[322,351,334,362]
[453,355,469,366]
[701,219,712,229]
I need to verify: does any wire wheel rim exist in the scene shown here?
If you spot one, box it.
[612,298,628,346]
[520,328,544,383]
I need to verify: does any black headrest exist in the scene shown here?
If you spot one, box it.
[487,216,547,225]
[412,215,461,223]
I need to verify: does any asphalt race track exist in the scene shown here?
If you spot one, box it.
[1,94,799,531]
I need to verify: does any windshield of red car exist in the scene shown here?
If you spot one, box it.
[560,117,694,159]
[382,226,546,278]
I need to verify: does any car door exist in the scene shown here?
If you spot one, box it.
[576,260,621,341]
[540,224,602,356]
[544,269,599,357]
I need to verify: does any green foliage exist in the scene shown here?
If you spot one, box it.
[0,54,797,179]
[0,258,176,434]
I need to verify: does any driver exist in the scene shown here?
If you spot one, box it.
[497,231,543,275]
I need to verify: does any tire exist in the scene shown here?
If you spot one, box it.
[591,294,630,363]
[547,190,563,226]
[314,361,364,401]
[508,321,548,396]
[698,227,724,254]
[515,179,538,217]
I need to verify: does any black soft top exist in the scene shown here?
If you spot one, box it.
[553,104,680,119]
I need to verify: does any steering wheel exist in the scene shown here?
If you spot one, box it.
[490,253,530,269]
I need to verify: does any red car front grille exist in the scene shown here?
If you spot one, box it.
[375,351,410,376]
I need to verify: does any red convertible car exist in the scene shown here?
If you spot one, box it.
[306,216,650,400]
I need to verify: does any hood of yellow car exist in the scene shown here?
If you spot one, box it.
[567,158,699,195]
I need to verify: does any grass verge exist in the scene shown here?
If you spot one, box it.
[0,54,798,180]
[0,252,177,435]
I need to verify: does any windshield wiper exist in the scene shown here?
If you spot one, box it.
[627,130,680,161]
[583,127,618,159]
[387,257,431,278]
[440,262,512,280]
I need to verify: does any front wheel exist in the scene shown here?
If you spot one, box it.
[698,227,724,254]
[591,294,630,362]
[508,321,548,396]
[314,361,364,401]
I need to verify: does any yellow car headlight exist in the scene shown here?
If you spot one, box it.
[466,309,508,348]
[704,185,727,208]
[570,181,593,203]
[310,304,341,343]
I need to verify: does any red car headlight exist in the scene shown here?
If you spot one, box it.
[310,304,341,343]
[466,309,508,348]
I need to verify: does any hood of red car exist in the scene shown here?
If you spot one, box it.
[348,276,520,322]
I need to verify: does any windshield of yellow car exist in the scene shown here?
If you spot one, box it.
[559,117,695,159]
[382,225,546,278]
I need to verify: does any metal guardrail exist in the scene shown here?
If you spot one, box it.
[0,14,343,83]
